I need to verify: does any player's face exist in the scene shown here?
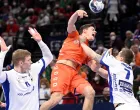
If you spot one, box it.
[85,26,96,41]
[21,56,32,71]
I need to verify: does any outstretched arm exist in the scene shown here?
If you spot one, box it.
[0,37,11,83]
[88,60,108,79]
[81,43,108,79]
[67,10,88,33]
[28,27,53,67]
[81,43,102,63]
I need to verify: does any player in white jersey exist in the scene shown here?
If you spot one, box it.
[81,43,140,110]
[0,27,53,110]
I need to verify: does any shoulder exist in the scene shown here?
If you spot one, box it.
[67,30,79,38]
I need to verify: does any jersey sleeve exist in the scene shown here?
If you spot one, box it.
[67,30,79,38]
[100,50,117,67]
[31,58,46,76]
[0,71,7,83]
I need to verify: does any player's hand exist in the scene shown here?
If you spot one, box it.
[0,101,6,108]
[28,27,42,42]
[89,60,101,72]
[109,48,113,55]
[76,10,88,18]
[0,37,11,52]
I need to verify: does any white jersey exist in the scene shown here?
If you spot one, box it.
[1,58,47,110]
[100,50,139,106]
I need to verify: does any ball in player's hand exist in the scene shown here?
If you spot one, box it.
[89,0,104,13]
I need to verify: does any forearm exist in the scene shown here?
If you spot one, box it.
[67,12,78,33]
[68,12,78,26]
[81,43,102,63]
[96,68,108,79]
[38,40,53,63]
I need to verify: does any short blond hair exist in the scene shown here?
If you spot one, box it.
[12,49,31,66]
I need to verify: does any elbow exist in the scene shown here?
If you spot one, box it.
[48,54,53,64]
[44,53,53,65]
[50,54,53,62]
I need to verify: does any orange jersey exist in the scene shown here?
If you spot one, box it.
[135,52,140,66]
[58,30,91,65]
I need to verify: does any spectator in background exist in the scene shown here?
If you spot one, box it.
[136,0,140,16]
[24,8,38,26]
[10,1,20,16]
[6,18,19,36]
[124,30,133,48]
[96,87,110,103]
[90,74,108,95]
[0,1,11,14]
[134,20,140,39]
[1,32,13,46]
[36,11,50,27]
[109,32,124,51]
[95,42,107,55]
[131,44,140,66]
[105,0,120,31]
[40,78,51,105]
[15,25,26,49]
[59,0,72,9]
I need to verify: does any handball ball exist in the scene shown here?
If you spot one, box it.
[89,0,104,13]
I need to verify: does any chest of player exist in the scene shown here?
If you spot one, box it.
[8,72,37,94]
[60,38,88,61]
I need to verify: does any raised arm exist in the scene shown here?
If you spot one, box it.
[67,10,88,33]
[28,27,53,67]
[81,43,102,63]
[0,37,11,83]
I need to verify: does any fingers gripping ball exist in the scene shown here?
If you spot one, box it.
[89,0,104,13]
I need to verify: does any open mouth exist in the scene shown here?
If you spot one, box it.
[92,33,95,37]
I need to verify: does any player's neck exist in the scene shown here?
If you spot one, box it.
[14,66,26,73]
[79,35,87,43]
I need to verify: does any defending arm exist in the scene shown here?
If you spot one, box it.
[38,40,53,67]
[81,43,102,63]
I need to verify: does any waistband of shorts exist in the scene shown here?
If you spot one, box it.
[56,60,79,70]
[114,103,125,108]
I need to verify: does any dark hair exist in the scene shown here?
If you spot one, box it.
[79,23,96,34]
[120,48,134,64]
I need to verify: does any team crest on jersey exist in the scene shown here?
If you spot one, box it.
[73,40,80,44]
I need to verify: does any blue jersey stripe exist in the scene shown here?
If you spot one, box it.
[38,58,46,109]
[2,74,10,110]
[100,51,114,103]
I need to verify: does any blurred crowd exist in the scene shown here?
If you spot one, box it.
[0,0,140,105]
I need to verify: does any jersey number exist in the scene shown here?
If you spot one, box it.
[124,68,130,80]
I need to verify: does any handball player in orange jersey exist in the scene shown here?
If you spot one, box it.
[40,10,97,110]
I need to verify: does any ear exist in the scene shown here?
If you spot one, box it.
[120,57,124,61]
[83,29,87,33]
[19,60,23,65]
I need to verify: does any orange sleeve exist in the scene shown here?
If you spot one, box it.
[81,72,87,79]
[67,30,79,38]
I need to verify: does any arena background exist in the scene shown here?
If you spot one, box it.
[0,0,140,110]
